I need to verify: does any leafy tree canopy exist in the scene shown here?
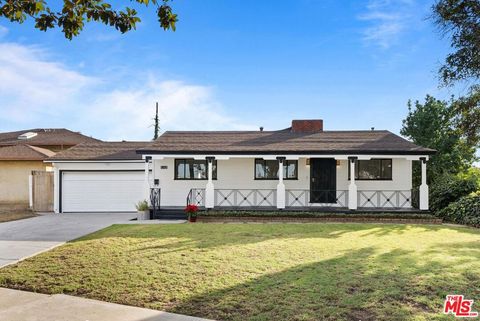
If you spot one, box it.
[433,0,480,86]
[401,95,478,183]
[0,0,177,39]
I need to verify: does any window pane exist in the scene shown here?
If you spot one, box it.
[264,160,279,179]
[255,160,265,178]
[176,160,185,179]
[358,160,381,179]
[381,160,392,179]
[193,160,206,179]
[284,161,297,179]
[212,162,217,179]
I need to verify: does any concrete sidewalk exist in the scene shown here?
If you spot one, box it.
[0,288,211,321]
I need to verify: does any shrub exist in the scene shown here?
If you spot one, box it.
[430,174,479,213]
[437,192,480,227]
[135,200,149,211]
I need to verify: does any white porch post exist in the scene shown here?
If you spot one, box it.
[205,157,215,209]
[276,157,286,209]
[144,156,151,204]
[348,157,358,210]
[419,157,429,210]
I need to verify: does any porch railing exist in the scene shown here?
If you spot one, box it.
[214,189,277,207]
[357,190,413,209]
[184,188,417,209]
[186,188,205,207]
[286,190,349,207]
[150,187,161,217]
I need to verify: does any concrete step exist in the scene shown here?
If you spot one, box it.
[150,209,187,220]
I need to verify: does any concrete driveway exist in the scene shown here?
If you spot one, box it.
[0,213,135,267]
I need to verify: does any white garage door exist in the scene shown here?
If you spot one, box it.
[62,171,145,212]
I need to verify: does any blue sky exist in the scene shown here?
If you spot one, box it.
[0,0,461,141]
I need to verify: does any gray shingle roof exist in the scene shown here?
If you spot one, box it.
[0,128,100,147]
[49,142,149,161]
[0,144,55,160]
[138,129,435,155]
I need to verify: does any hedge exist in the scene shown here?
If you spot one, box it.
[430,175,479,213]
[436,192,480,227]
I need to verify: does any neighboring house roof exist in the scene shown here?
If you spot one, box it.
[0,128,100,147]
[0,144,56,160]
[138,129,436,155]
[49,142,149,161]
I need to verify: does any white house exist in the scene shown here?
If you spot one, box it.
[49,120,434,214]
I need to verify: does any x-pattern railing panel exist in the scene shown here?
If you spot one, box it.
[286,190,348,207]
[286,190,309,207]
[358,190,412,208]
[214,189,276,207]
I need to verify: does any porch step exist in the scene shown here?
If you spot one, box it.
[150,208,187,220]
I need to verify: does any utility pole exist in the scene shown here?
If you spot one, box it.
[153,102,160,140]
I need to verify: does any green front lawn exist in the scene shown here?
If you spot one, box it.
[0,223,479,321]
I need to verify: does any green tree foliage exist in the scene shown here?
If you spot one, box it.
[401,95,478,184]
[432,0,480,86]
[432,1,480,139]
[0,0,177,39]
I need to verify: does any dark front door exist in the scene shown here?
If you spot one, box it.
[310,158,336,203]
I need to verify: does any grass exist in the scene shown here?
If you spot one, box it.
[0,212,36,223]
[0,223,479,321]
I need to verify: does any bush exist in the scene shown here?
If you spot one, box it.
[437,192,480,227]
[135,200,149,211]
[430,174,479,213]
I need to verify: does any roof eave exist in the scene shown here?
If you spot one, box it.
[136,149,436,156]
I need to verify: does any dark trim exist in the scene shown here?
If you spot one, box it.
[419,157,427,164]
[254,158,298,180]
[137,149,436,155]
[59,169,147,213]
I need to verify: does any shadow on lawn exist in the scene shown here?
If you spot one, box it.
[161,244,479,321]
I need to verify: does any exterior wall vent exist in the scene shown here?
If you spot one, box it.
[18,132,38,140]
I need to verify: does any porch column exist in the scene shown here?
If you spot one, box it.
[144,156,151,204]
[419,157,429,210]
[205,157,215,209]
[348,157,358,210]
[276,157,286,209]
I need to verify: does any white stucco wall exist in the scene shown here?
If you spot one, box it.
[154,157,412,207]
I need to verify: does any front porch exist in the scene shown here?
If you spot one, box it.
[144,154,430,214]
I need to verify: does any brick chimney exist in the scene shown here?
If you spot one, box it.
[291,119,323,133]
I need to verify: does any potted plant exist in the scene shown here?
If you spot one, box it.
[135,200,150,220]
[185,204,199,222]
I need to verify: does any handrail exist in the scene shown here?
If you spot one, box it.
[150,187,161,218]
[186,188,193,206]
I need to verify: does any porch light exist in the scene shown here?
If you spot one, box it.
[306,158,310,166]
[336,160,341,167]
